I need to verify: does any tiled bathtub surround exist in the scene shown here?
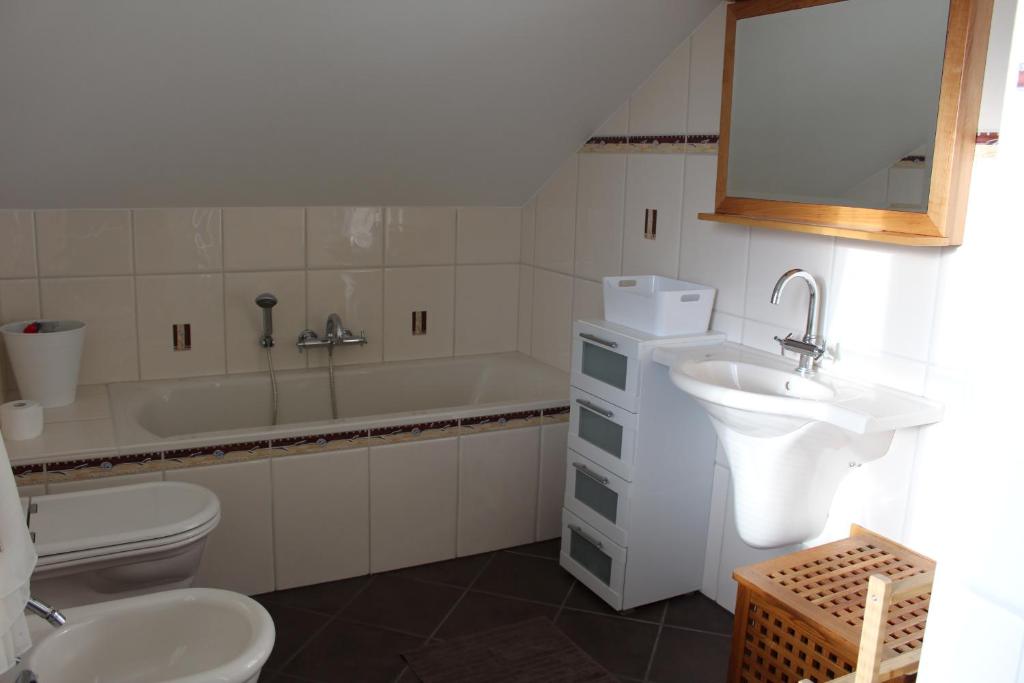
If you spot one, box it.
[0,205,521,393]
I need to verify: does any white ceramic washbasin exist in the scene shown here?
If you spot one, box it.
[21,588,275,683]
[654,342,943,548]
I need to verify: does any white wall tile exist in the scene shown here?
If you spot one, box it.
[40,277,139,384]
[456,207,521,264]
[36,210,132,277]
[136,274,226,379]
[166,460,275,595]
[383,266,454,361]
[458,427,540,555]
[454,264,519,356]
[629,39,690,134]
[224,271,306,373]
[574,154,626,281]
[133,208,222,274]
[622,154,685,277]
[370,437,458,572]
[572,277,603,322]
[739,317,800,356]
[0,211,36,278]
[223,207,305,271]
[272,449,370,590]
[678,154,749,316]
[743,229,834,330]
[384,207,456,266]
[517,265,534,354]
[530,268,573,371]
[520,198,537,265]
[307,269,384,366]
[827,241,940,362]
[594,101,630,137]
[710,310,743,342]
[306,206,383,269]
[0,279,40,323]
[687,2,727,133]
[534,156,578,274]
[537,421,569,540]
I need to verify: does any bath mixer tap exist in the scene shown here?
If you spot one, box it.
[770,269,826,375]
[296,314,367,351]
[25,596,66,628]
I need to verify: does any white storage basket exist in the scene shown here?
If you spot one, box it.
[602,276,714,336]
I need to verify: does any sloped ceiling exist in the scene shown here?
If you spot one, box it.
[0,0,717,209]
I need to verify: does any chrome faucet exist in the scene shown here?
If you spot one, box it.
[255,293,278,348]
[770,269,826,375]
[25,596,66,627]
[296,314,367,351]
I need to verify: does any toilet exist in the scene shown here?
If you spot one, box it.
[24,481,220,608]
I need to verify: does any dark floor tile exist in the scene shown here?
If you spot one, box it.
[395,666,423,682]
[260,671,316,682]
[555,609,660,680]
[253,601,331,672]
[473,551,574,604]
[255,574,372,615]
[390,552,493,588]
[506,537,562,559]
[340,573,462,636]
[434,590,558,639]
[564,584,666,623]
[284,619,424,683]
[664,592,734,636]
[647,626,731,683]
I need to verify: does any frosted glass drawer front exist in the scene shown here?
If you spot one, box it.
[564,450,630,546]
[568,387,638,482]
[559,508,626,610]
[571,322,641,412]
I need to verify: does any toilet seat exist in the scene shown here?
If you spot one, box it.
[29,481,221,571]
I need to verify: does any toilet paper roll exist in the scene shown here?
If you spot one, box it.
[0,400,44,441]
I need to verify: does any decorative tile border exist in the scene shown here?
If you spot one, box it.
[976,131,998,145]
[7,403,575,485]
[581,134,719,155]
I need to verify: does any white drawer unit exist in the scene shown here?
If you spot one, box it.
[560,508,627,610]
[564,450,630,546]
[568,387,638,482]
[560,319,724,612]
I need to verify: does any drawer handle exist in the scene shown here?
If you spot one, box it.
[576,398,614,419]
[572,461,610,485]
[569,524,604,550]
[579,333,618,349]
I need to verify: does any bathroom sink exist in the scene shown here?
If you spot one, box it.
[22,588,274,683]
[653,343,943,548]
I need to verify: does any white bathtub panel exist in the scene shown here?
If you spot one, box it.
[167,460,275,595]
[537,422,569,540]
[458,427,540,555]
[272,449,370,590]
[47,471,163,495]
[370,437,458,572]
[16,484,46,498]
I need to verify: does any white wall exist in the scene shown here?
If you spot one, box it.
[524,1,1024,679]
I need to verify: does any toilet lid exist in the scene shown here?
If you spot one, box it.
[29,481,220,559]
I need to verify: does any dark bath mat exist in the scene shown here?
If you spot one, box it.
[403,617,618,683]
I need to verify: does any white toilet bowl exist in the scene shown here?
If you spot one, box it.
[25,481,220,608]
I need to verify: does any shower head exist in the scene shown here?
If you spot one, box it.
[255,293,278,309]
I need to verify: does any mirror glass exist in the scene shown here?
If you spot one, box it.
[726,0,950,212]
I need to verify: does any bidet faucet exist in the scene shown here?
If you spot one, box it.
[770,269,826,375]
[25,596,66,627]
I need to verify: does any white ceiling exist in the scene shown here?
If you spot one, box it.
[0,0,717,209]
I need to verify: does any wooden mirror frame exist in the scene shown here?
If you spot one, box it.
[699,0,994,246]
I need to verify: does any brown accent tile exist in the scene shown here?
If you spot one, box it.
[45,452,163,483]
[273,431,370,456]
[473,551,574,605]
[390,552,493,588]
[541,405,570,425]
[458,410,542,434]
[369,420,458,445]
[339,574,462,637]
[434,591,557,640]
[647,626,731,683]
[663,592,733,636]
[255,575,371,615]
[555,609,659,680]
[284,619,424,683]
[12,463,46,487]
[162,440,274,470]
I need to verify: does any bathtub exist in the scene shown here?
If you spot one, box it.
[109,352,569,453]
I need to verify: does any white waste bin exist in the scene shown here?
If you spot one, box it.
[1,320,86,407]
